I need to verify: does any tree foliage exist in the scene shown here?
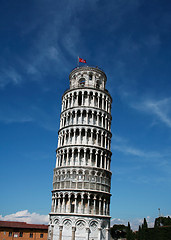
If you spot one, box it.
[110,216,171,240]
[110,223,135,240]
[154,216,171,227]
[110,224,127,239]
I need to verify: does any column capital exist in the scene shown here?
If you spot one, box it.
[59,225,63,231]
[72,226,76,231]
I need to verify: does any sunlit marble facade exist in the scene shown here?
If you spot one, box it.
[48,66,112,240]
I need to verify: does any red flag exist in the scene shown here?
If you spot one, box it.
[79,57,86,63]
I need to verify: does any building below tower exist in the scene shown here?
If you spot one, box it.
[0,221,48,240]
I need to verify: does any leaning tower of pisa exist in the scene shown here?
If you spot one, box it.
[48,66,112,240]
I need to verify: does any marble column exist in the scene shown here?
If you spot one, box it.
[86,228,90,240]
[50,225,54,240]
[72,227,76,240]
[59,226,63,240]
[98,227,102,240]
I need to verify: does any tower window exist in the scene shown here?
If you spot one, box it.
[96,83,100,89]
[79,78,85,86]
[89,74,92,80]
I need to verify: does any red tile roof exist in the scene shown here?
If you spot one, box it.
[0,221,48,230]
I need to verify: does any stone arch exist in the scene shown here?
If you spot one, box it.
[85,170,89,181]
[95,195,100,214]
[97,150,101,167]
[89,219,99,230]
[99,93,102,109]
[85,148,90,165]
[84,91,88,105]
[97,171,101,183]
[79,78,85,87]
[76,194,82,213]
[81,128,85,144]
[76,219,86,230]
[89,91,93,106]
[78,169,83,181]
[53,218,60,225]
[83,194,88,214]
[73,92,77,106]
[82,109,87,124]
[80,148,84,165]
[72,170,76,180]
[66,170,70,179]
[70,194,75,213]
[74,148,78,165]
[92,149,96,166]
[88,110,92,125]
[63,218,72,230]
[91,171,95,182]
[89,194,94,214]
[94,92,98,107]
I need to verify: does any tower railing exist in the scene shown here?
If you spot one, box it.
[70,65,105,73]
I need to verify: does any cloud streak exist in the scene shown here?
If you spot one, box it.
[132,97,171,128]
[112,135,162,159]
[0,67,22,89]
[0,104,57,132]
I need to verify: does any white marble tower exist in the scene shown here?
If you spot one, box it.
[48,66,112,240]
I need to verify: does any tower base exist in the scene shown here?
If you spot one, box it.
[48,214,111,240]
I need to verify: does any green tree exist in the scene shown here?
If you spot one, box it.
[110,224,127,239]
[142,218,148,240]
[126,222,134,240]
[142,218,148,229]
[155,216,171,227]
[137,218,148,240]
[137,225,142,240]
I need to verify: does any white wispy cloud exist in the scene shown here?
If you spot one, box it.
[112,134,161,158]
[0,106,33,124]
[0,67,22,89]
[132,97,171,128]
[0,1,88,89]
[0,210,49,225]
[112,144,161,158]
[0,103,57,132]
[112,134,171,184]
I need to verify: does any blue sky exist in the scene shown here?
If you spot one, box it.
[0,0,171,230]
